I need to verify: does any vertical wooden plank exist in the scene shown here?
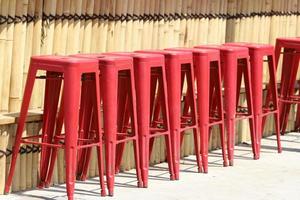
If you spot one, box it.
[89,0,100,52]
[296,0,300,36]
[219,0,228,44]
[113,0,127,51]
[193,0,201,45]
[225,0,237,42]
[157,0,165,49]
[0,0,9,112]
[141,0,151,49]
[41,0,57,55]
[28,0,44,110]
[207,0,220,44]
[53,0,64,55]
[106,0,116,52]
[172,0,182,47]
[238,0,248,42]
[81,0,94,53]
[178,0,187,46]
[185,0,193,47]
[289,0,298,37]
[137,0,145,50]
[66,0,82,54]
[0,126,9,194]
[23,0,36,101]
[190,0,198,46]
[124,0,134,51]
[148,0,156,49]
[78,0,87,53]
[9,0,28,112]
[1,0,16,112]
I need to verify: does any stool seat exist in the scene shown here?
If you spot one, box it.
[71,53,134,66]
[102,52,165,64]
[136,50,193,61]
[195,45,249,58]
[30,56,99,72]
[224,43,274,54]
[276,37,300,44]
[96,56,133,66]
[165,47,220,60]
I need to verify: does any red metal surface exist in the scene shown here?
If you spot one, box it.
[274,38,300,134]
[165,47,228,172]
[72,54,143,195]
[224,42,282,157]
[135,50,199,179]
[4,56,106,200]
[102,52,175,187]
[195,45,257,166]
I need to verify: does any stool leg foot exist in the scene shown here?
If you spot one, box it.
[93,74,107,196]
[192,127,203,173]
[274,112,282,153]
[67,196,74,200]
[173,129,181,181]
[143,180,148,188]
[133,139,143,188]
[165,134,175,179]
[223,162,228,167]
[108,190,114,197]
[38,183,45,189]
[200,126,208,173]
[219,124,228,167]
[241,59,258,160]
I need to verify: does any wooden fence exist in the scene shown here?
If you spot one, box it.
[0,0,300,195]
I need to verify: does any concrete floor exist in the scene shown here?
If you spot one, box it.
[2,133,300,200]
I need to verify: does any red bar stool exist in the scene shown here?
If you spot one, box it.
[71,54,143,196]
[39,54,143,195]
[165,47,228,172]
[224,42,282,157]
[4,56,106,200]
[136,50,200,179]
[273,37,300,135]
[195,45,257,165]
[102,52,175,187]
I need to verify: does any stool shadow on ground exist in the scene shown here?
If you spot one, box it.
[181,157,223,167]
[117,170,171,181]
[14,184,102,200]
[12,194,55,200]
[260,144,300,153]
[264,137,300,144]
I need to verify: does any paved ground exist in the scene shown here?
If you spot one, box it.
[2,133,300,200]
